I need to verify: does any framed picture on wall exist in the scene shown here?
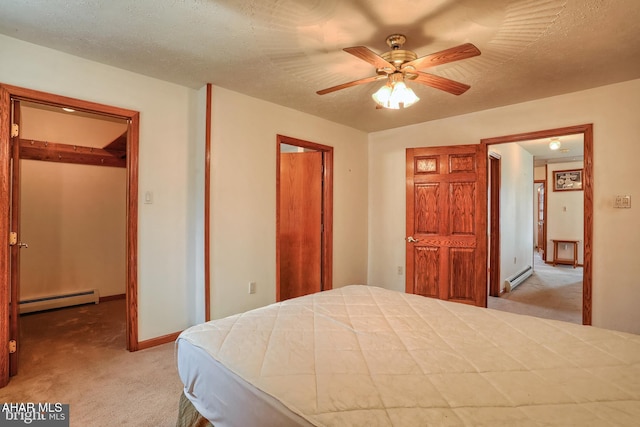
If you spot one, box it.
[553,169,583,191]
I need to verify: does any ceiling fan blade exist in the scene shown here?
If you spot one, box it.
[413,72,471,95]
[344,46,396,71]
[402,43,480,71]
[317,75,386,95]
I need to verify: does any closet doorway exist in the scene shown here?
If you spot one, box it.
[0,84,140,386]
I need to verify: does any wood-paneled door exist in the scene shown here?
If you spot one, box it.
[406,145,487,307]
[276,135,333,301]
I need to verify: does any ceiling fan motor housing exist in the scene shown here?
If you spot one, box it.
[378,34,418,77]
[381,50,417,67]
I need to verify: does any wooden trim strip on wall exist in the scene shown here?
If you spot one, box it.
[582,124,593,326]
[205,84,211,322]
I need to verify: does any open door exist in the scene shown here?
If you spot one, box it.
[9,99,23,377]
[279,151,323,300]
[276,135,333,302]
[535,180,546,260]
[1,88,13,386]
[0,90,23,385]
[1,95,24,383]
[406,145,487,307]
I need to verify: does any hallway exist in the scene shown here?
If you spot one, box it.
[488,253,583,324]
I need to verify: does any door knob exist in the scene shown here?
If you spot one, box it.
[407,236,420,243]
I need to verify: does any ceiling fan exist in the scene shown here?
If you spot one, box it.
[317,34,480,109]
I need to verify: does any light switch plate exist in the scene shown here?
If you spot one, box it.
[614,195,631,208]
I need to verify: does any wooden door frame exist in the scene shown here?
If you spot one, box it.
[488,152,501,297]
[534,179,547,261]
[8,100,21,376]
[0,83,140,386]
[0,86,8,387]
[481,124,593,325]
[276,134,333,301]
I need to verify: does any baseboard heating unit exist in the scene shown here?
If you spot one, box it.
[19,289,99,314]
[504,265,533,292]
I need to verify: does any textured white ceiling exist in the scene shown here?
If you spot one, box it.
[1,0,639,132]
[516,134,584,166]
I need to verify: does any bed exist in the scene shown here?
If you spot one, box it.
[176,285,640,426]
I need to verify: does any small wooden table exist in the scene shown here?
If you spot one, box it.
[551,239,579,268]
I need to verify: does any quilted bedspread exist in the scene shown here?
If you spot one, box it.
[178,285,640,426]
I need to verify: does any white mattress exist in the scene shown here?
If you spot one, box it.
[177,285,640,426]
[177,339,314,426]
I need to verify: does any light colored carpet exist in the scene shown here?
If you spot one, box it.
[488,253,583,324]
[0,300,183,426]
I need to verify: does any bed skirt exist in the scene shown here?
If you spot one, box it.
[176,392,213,427]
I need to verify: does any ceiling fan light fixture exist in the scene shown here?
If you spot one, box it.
[549,137,561,150]
[372,83,393,107]
[372,80,419,109]
[390,81,419,108]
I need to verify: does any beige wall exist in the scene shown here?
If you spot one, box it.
[19,106,127,300]
[20,160,126,299]
[489,143,534,292]
[0,34,204,341]
[546,161,585,264]
[209,87,369,319]
[20,106,127,147]
[369,78,640,335]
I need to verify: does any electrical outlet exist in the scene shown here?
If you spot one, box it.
[397,266,403,275]
[249,282,256,294]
